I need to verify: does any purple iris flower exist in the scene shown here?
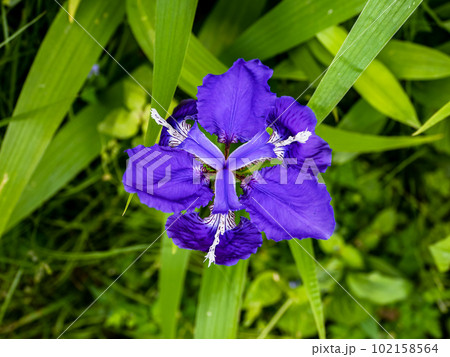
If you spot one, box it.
[123,59,335,266]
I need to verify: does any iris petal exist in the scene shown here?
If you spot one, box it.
[240,165,335,241]
[178,123,224,170]
[212,166,242,213]
[166,213,262,266]
[228,131,277,170]
[197,58,276,144]
[159,99,197,147]
[267,96,331,172]
[123,144,213,213]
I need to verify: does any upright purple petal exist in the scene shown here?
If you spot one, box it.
[123,144,213,213]
[212,166,242,213]
[267,96,331,172]
[178,123,224,170]
[160,99,197,146]
[240,166,335,241]
[228,131,277,170]
[166,213,262,266]
[197,59,276,144]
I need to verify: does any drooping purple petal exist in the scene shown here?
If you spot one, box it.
[267,96,331,172]
[212,166,242,213]
[228,131,277,170]
[123,144,213,213]
[197,58,276,144]
[160,99,197,146]
[178,123,224,170]
[240,166,335,241]
[166,213,263,266]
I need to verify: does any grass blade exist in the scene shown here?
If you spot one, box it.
[221,0,366,62]
[145,0,198,145]
[413,101,450,136]
[288,240,325,339]
[0,0,125,239]
[194,262,248,338]
[0,268,22,324]
[309,0,423,124]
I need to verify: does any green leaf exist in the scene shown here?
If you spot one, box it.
[378,40,450,80]
[347,272,412,305]
[6,104,108,231]
[68,0,82,23]
[243,271,282,326]
[198,0,267,57]
[194,261,248,338]
[309,0,423,124]
[221,0,366,62]
[413,101,450,136]
[6,65,153,231]
[316,125,441,153]
[288,239,325,339]
[126,0,226,99]
[0,0,125,239]
[315,26,419,128]
[159,231,190,338]
[145,0,198,145]
[272,58,308,81]
[429,236,450,273]
[98,107,141,139]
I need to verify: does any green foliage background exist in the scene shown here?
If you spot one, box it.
[0,0,449,338]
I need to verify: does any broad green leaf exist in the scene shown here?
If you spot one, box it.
[413,101,450,136]
[98,107,141,139]
[378,40,450,80]
[243,271,282,327]
[316,125,441,153]
[412,78,450,108]
[272,58,308,81]
[198,0,267,57]
[145,0,198,145]
[289,45,324,85]
[309,0,423,124]
[194,261,248,338]
[347,272,412,305]
[126,0,226,98]
[338,99,387,134]
[288,239,325,339]
[159,231,190,338]
[0,0,125,239]
[316,26,419,128]
[429,236,450,273]
[221,0,366,63]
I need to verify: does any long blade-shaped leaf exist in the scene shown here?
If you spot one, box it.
[0,0,125,239]
[126,0,226,98]
[378,40,450,80]
[159,231,190,338]
[316,26,419,128]
[221,0,366,63]
[194,262,248,338]
[198,0,267,57]
[6,65,153,231]
[288,240,325,339]
[317,125,441,153]
[413,101,450,136]
[309,0,423,123]
[145,0,198,144]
